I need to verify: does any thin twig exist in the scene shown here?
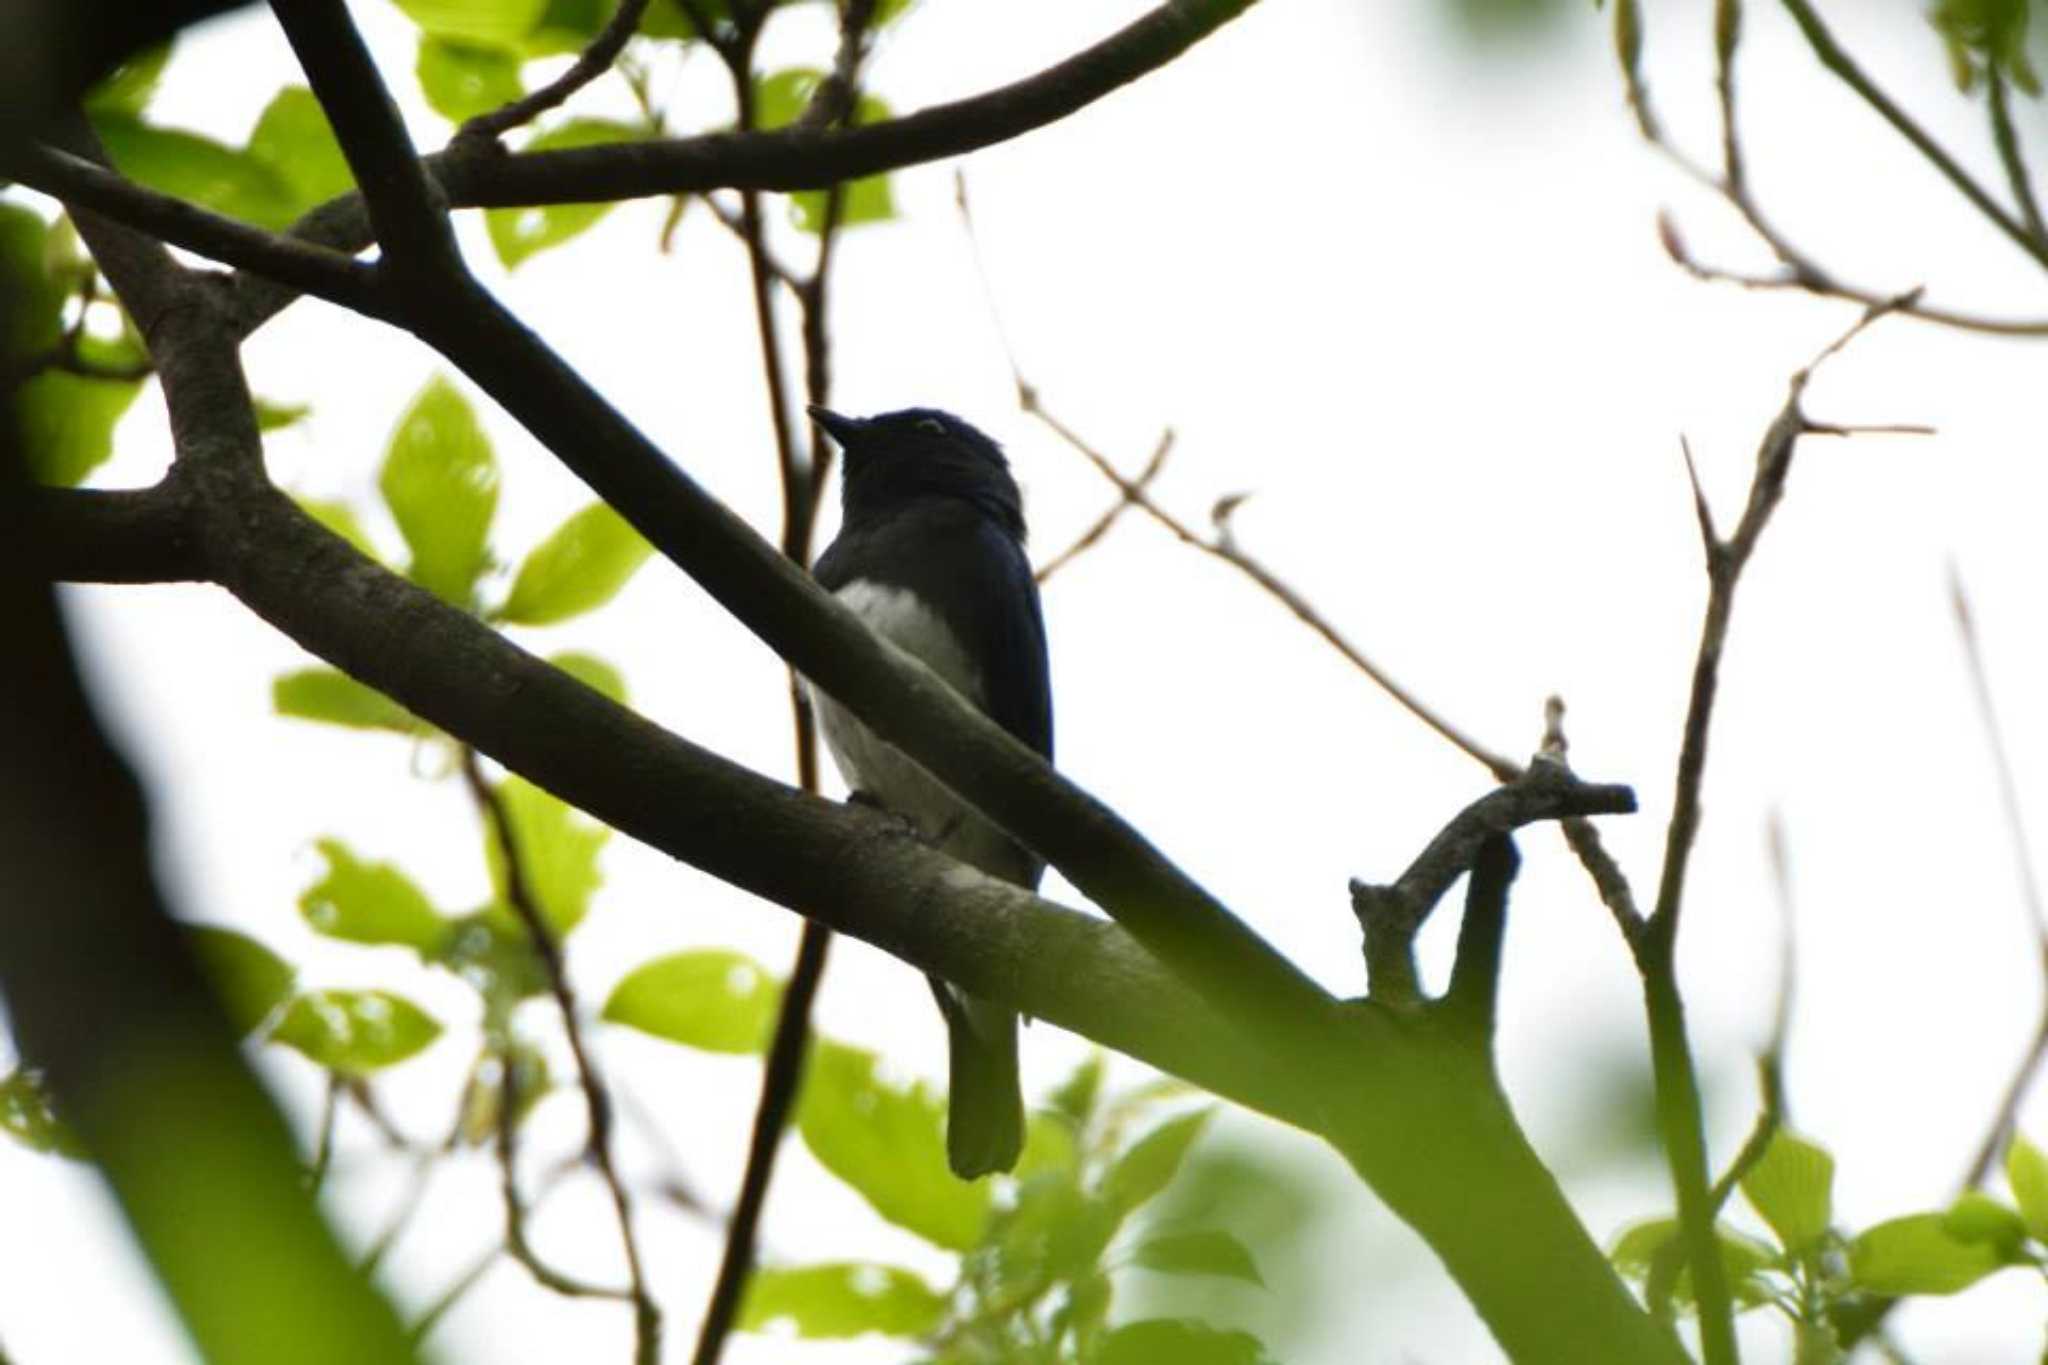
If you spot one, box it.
[1034,429,1173,583]
[458,0,652,144]
[1951,567,2048,1188]
[307,1071,342,1194]
[1985,70,2048,253]
[459,747,660,1359]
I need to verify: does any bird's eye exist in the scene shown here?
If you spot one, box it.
[915,417,946,436]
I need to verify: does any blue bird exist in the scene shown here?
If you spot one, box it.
[807,404,1052,1179]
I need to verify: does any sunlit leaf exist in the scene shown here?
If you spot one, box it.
[85,43,174,119]
[0,1070,86,1159]
[486,119,647,267]
[457,1041,551,1144]
[270,990,443,1074]
[751,70,895,233]
[482,776,607,937]
[1102,1109,1211,1215]
[2005,1132,2048,1243]
[273,668,425,733]
[1849,1213,2011,1296]
[603,949,782,1053]
[737,1263,946,1339]
[1131,1229,1265,1287]
[1941,1191,2028,1256]
[418,37,525,122]
[0,204,67,361]
[378,376,499,605]
[246,88,354,212]
[1609,1217,1781,1311]
[392,0,550,46]
[1047,1051,1104,1126]
[298,839,449,951]
[1740,1129,1834,1254]
[17,370,143,487]
[497,501,652,624]
[432,912,550,1027]
[188,925,296,1037]
[94,116,300,229]
[797,1037,990,1249]
[1095,1319,1272,1365]
[255,398,312,432]
[1014,1110,1079,1181]
[548,650,628,705]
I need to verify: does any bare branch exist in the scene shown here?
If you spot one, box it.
[1034,428,1174,583]
[458,0,653,144]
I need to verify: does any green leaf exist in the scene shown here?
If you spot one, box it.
[797,1037,990,1250]
[245,88,354,212]
[737,1263,946,1339]
[1131,1229,1265,1287]
[295,497,382,562]
[1849,1212,2011,1296]
[432,912,550,1025]
[1047,1051,1104,1126]
[486,119,646,267]
[2006,1132,2048,1242]
[1102,1109,1212,1215]
[548,650,627,705]
[188,925,296,1037]
[269,989,443,1074]
[0,204,67,361]
[17,370,143,487]
[751,71,895,233]
[299,839,450,951]
[483,776,607,936]
[94,115,300,229]
[1096,1319,1272,1365]
[498,501,652,624]
[255,398,312,432]
[1740,1129,1834,1253]
[1941,1191,2028,1256]
[994,1177,1116,1295]
[378,376,500,605]
[1609,1217,1781,1311]
[392,0,550,45]
[0,1069,86,1159]
[524,0,704,51]
[273,668,425,733]
[457,1041,551,1143]
[602,949,782,1053]
[418,37,525,122]
[85,43,174,119]
[1014,1110,1080,1181]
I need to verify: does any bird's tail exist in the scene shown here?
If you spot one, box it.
[933,982,1023,1179]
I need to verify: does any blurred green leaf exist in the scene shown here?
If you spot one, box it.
[457,1041,551,1143]
[0,1069,86,1159]
[418,37,525,122]
[483,776,607,937]
[1014,1110,1079,1181]
[602,949,782,1053]
[1610,1217,1781,1311]
[751,70,894,233]
[299,839,449,951]
[246,88,354,212]
[1849,1213,2010,1296]
[255,398,311,432]
[737,1263,946,1338]
[1131,1229,1265,1287]
[379,376,500,605]
[486,119,646,267]
[273,667,425,733]
[548,650,627,704]
[85,42,174,119]
[1095,1319,1271,1365]
[270,990,443,1074]
[17,370,143,487]
[1930,0,2039,95]
[2006,1132,2048,1242]
[1741,1128,1834,1254]
[1941,1191,2028,1256]
[432,912,550,1025]
[498,501,652,624]
[94,116,299,229]
[0,204,67,361]
[797,1037,989,1250]
[994,1176,1116,1296]
[1047,1051,1104,1127]
[392,0,549,45]
[294,497,383,562]
[1102,1109,1211,1216]
[188,925,296,1037]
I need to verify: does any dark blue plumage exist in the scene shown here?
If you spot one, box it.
[807,405,1051,1178]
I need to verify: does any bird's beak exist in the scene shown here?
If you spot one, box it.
[807,405,864,446]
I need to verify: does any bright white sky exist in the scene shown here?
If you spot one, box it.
[6,1,2048,1362]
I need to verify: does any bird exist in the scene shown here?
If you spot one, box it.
[805,403,1051,1179]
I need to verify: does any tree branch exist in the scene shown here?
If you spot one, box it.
[458,0,652,145]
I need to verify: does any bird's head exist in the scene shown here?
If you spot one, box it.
[810,405,1026,541]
